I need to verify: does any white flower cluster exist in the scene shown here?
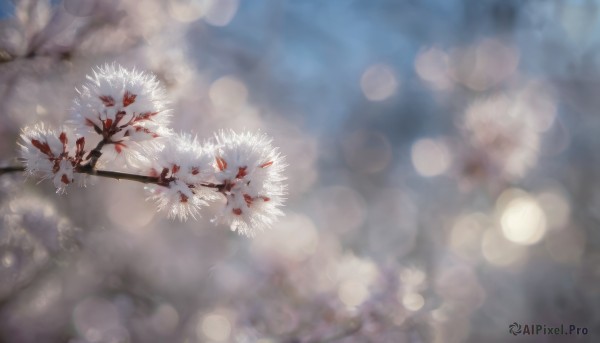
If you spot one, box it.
[143,130,287,235]
[145,134,217,221]
[19,124,86,193]
[18,64,287,235]
[211,130,287,236]
[71,65,171,165]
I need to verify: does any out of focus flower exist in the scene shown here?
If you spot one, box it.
[146,134,217,220]
[19,124,86,193]
[0,195,79,301]
[462,95,540,180]
[211,130,287,236]
[71,64,170,165]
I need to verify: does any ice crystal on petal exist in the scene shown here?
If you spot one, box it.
[211,130,287,236]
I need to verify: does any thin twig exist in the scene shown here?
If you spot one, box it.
[85,138,107,169]
[0,165,160,185]
[80,167,160,184]
[0,164,226,190]
[0,166,26,175]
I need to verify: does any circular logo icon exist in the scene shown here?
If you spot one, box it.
[509,322,522,336]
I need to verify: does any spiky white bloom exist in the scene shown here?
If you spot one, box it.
[146,134,218,221]
[463,96,540,180]
[71,64,170,166]
[19,124,86,193]
[211,130,287,236]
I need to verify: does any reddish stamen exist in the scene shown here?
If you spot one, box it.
[72,137,84,161]
[133,112,159,122]
[216,157,227,171]
[103,119,113,132]
[133,126,159,138]
[172,164,180,174]
[179,193,189,203]
[76,137,85,151]
[236,166,247,179]
[191,167,200,175]
[31,139,52,156]
[122,91,137,107]
[59,132,68,145]
[243,194,253,206]
[259,161,273,168]
[60,174,70,185]
[114,142,126,153]
[99,95,115,107]
[232,208,242,215]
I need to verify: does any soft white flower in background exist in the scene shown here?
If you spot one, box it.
[70,64,171,166]
[212,130,287,236]
[463,95,540,180]
[19,124,86,193]
[146,133,218,221]
[0,195,78,301]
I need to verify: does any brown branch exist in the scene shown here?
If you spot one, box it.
[0,165,26,175]
[84,138,108,169]
[0,164,227,191]
[0,164,158,186]
[0,164,160,184]
[78,166,160,184]
[0,163,232,198]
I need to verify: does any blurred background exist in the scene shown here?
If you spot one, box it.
[0,0,599,342]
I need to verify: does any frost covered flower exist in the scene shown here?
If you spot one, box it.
[19,124,86,193]
[71,64,170,164]
[212,130,287,236]
[146,134,217,220]
[463,96,540,180]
